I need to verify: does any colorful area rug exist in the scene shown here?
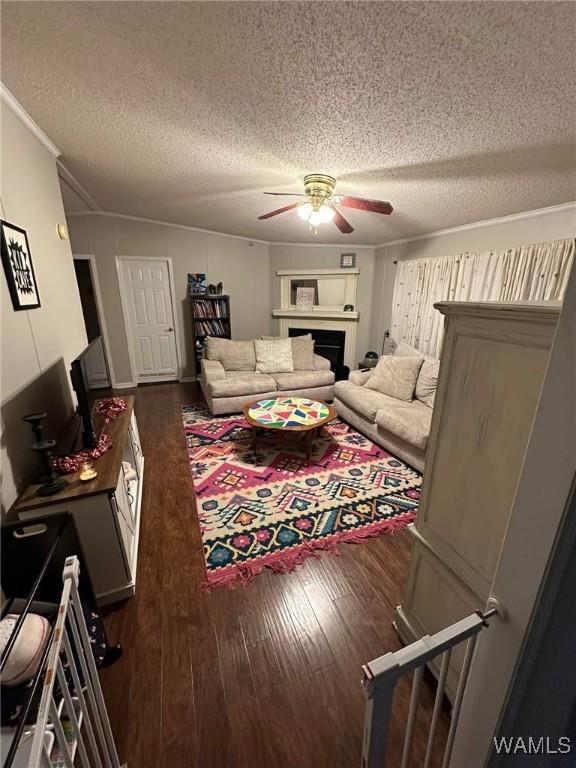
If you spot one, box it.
[182,404,422,589]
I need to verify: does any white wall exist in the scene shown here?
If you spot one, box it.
[67,207,575,385]
[269,245,377,362]
[1,103,87,514]
[370,204,576,350]
[66,214,270,382]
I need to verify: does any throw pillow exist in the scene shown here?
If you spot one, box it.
[415,358,440,408]
[261,334,314,371]
[364,355,423,401]
[393,340,424,359]
[291,335,315,370]
[206,338,256,371]
[255,338,294,373]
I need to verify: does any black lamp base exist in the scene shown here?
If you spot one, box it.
[38,477,68,496]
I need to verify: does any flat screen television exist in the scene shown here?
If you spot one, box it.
[69,337,102,449]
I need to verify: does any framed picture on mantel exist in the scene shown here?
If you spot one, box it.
[296,286,315,311]
[1,220,40,310]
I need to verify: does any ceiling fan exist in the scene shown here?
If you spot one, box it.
[257,174,393,234]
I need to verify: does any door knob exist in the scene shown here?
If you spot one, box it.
[165,327,174,332]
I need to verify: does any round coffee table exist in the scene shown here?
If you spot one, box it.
[242,397,336,460]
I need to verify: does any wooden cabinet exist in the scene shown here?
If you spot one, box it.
[394,301,560,700]
[13,396,144,606]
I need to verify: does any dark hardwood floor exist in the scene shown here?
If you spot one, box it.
[100,382,448,768]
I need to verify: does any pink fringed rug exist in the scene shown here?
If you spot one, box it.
[182,404,421,589]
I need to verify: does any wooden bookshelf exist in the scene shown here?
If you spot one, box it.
[189,294,231,374]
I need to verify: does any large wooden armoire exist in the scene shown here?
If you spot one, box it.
[395,301,560,699]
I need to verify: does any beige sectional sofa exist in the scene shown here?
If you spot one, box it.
[200,337,335,415]
[334,342,439,471]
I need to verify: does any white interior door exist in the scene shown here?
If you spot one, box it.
[120,258,178,382]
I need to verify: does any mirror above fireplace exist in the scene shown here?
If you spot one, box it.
[276,268,359,316]
[273,268,360,367]
[289,277,347,309]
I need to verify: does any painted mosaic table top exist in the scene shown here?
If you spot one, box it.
[243,397,336,431]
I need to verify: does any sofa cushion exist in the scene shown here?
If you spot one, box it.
[314,354,331,371]
[272,370,335,391]
[375,399,432,451]
[348,369,372,386]
[415,358,440,408]
[255,338,294,373]
[208,375,276,398]
[201,358,226,382]
[391,340,439,407]
[392,340,423,358]
[262,335,315,371]
[206,338,256,371]
[291,336,315,370]
[365,356,423,401]
[335,380,397,423]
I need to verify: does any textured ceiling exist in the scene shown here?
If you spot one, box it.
[2,1,576,244]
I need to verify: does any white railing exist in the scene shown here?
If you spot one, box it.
[27,556,123,768]
[361,608,498,768]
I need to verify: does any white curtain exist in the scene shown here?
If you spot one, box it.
[390,238,575,357]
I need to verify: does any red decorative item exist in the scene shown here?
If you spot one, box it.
[53,398,127,475]
[94,397,127,424]
[53,434,112,475]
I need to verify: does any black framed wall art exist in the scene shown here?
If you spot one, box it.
[1,220,41,310]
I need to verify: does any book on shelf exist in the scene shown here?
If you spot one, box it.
[191,298,229,319]
[194,318,228,336]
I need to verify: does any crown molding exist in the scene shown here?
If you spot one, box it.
[57,160,101,212]
[376,201,576,249]
[65,210,270,245]
[65,210,378,248]
[270,241,375,249]
[63,197,576,252]
[0,82,61,158]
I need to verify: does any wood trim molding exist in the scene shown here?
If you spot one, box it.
[276,268,360,276]
[0,82,61,158]
[66,210,270,245]
[272,309,359,320]
[434,300,562,323]
[408,524,484,599]
[376,202,576,248]
[58,161,101,212]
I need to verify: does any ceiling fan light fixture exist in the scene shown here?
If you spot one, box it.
[319,205,335,223]
[308,209,324,227]
[259,174,392,235]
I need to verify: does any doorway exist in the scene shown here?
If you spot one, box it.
[117,257,179,384]
[73,255,112,389]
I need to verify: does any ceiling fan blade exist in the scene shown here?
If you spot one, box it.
[339,197,393,215]
[333,209,354,234]
[258,202,301,220]
[264,192,308,197]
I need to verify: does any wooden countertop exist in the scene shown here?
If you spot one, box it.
[13,396,135,513]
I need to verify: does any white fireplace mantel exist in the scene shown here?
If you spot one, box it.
[272,309,360,320]
[276,268,360,276]
[274,268,360,367]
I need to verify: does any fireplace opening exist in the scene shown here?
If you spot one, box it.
[289,328,346,370]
